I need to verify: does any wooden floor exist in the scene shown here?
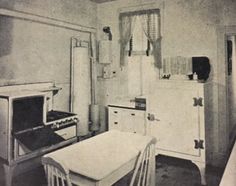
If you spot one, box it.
[0,155,223,186]
[115,156,223,186]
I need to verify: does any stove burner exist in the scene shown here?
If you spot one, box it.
[47,110,77,122]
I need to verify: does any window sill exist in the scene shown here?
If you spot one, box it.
[125,51,153,56]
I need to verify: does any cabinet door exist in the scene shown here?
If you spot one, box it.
[129,110,146,134]
[108,107,122,131]
[148,87,201,156]
[120,109,134,133]
[108,107,146,134]
[121,109,146,134]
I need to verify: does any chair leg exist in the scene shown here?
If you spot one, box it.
[150,145,156,186]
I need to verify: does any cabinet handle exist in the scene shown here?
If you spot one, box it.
[114,111,118,114]
[131,113,135,116]
[114,122,118,125]
[193,98,198,106]
[193,97,203,107]
[147,113,160,121]
[194,139,204,149]
[198,98,203,106]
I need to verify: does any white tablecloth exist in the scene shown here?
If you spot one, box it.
[44,130,154,181]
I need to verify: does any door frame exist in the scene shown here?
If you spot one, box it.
[217,25,236,153]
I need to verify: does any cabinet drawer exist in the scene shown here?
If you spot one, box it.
[109,107,121,115]
[124,109,145,117]
[109,121,121,130]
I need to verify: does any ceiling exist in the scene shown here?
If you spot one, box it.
[90,0,117,3]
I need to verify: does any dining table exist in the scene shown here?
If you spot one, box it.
[42,130,156,186]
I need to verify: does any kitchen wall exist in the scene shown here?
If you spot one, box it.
[0,0,97,111]
[96,0,236,166]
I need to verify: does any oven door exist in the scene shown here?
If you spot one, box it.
[13,127,65,160]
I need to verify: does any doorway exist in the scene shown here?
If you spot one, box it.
[227,35,236,142]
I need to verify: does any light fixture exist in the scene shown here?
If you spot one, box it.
[103,26,112,41]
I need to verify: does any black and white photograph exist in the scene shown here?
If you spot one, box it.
[0,0,235,185]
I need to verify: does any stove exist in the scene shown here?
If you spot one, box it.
[46,110,78,130]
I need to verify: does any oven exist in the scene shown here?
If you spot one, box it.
[0,91,78,165]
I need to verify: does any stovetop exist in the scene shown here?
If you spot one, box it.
[46,110,77,122]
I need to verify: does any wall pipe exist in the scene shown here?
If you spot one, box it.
[0,8,96,33]
[69,37,77,112]
[90,33,98,105]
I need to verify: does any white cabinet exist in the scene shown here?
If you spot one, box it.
[147,80,211,185]
[108,106,146,135]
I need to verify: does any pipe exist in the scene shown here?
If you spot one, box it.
[69,37,77,112]
[90,33,97,104]
[0,8,96,33]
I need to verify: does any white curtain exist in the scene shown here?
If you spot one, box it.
[119,13,136,66]
[140,9,162,69]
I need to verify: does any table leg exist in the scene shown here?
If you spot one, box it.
[3,164,15,186]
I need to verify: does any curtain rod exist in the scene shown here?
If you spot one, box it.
[0,8,96,33]
[118,1,163,14]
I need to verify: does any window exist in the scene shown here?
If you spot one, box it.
[126,16,152,54]
[119,9,161,96]
[127,17,156,96]
[119,9,161,68]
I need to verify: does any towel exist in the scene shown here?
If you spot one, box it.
[163,56,192,75]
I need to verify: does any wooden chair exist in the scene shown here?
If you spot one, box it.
[42,157,72,186]
[129,138,157,186]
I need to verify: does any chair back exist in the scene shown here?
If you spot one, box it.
[42,157,72,186]
[129,138,157,186]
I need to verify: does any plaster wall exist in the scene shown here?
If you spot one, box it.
[0,0,97,111]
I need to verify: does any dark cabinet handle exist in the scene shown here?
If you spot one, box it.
[193,97,203,107]
[147,113,160,121]
[194,139,204,149]
[193,98,198,106]
[131,113,135,116]
[114,122,118,125]
[198,98,203,106]
[114,111,118,114]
